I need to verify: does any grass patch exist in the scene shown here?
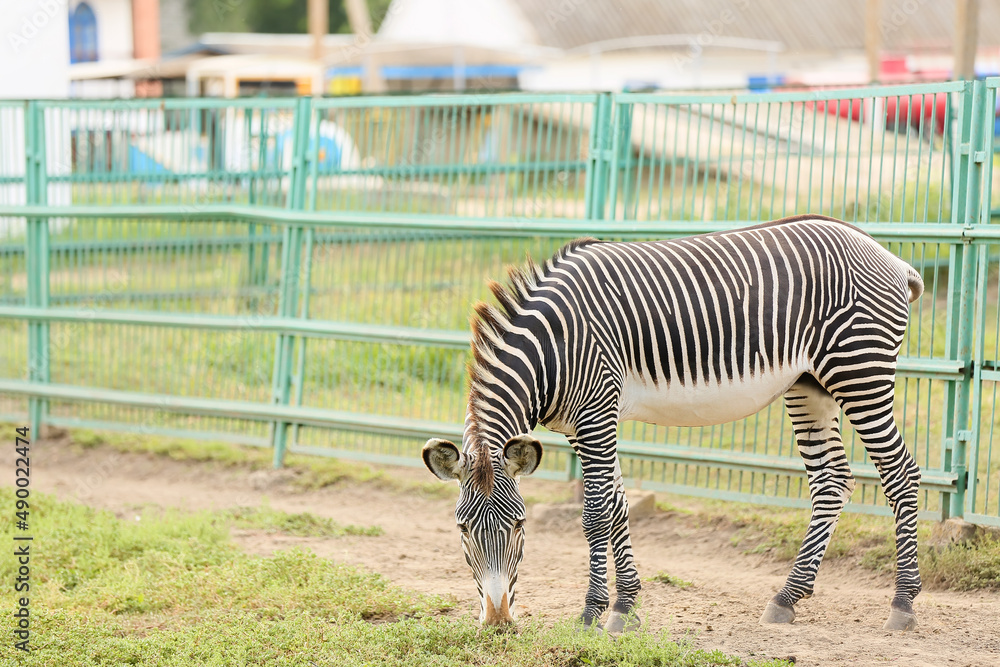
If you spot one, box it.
[0,487,790,667]
[862,535,1000,592]
[647,572,694,589]
[709,504,887,562]
[0,487,423,620]
[5,613,794,667]
[228,504,383,537]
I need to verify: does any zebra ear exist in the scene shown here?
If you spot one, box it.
[422,438,465,481]
[503,435,543,478]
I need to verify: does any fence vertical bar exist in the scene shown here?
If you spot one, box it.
[584,93,613,221]
[946,80,987,518]
[246,108,269,310]
[949,244,977,519]
[290,105,322,451]
[968,243,989,517]
[940,84,970,518]
[609,101,633,220]
[24,101,49,436]
[290,227,314,450]
[271,96,312,468]
[962,80,993,518]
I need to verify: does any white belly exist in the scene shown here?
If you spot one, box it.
[619,366,807,427]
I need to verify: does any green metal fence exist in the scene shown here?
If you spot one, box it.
[1,80,998,525]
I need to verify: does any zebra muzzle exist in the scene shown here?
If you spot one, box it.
[482,576,513,626]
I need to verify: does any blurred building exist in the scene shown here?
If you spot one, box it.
[328,0,553,93]
[343,0,1000,93]
[5,0,999,101]
[66,0,163,97]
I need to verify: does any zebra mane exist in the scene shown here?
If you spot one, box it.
[465,238,600,492]
[470,238,600,379]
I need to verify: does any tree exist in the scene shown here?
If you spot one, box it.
[187,0,393,36]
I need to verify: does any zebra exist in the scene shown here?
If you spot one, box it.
[422,215,924,633]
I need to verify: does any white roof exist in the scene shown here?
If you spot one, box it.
[376,0,539,50]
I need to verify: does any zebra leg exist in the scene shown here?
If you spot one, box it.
[833,379,922,631]
[761,375,855,625]
[603,462,642,634]
[577,470,612,629]
[571,424,622,630]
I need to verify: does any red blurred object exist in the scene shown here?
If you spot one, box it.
[807,93,949,135]
[884,94,949,135]
[879,57,909,83]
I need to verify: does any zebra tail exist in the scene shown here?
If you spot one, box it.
[906,266,924,304]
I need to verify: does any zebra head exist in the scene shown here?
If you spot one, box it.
[422,434,543,626]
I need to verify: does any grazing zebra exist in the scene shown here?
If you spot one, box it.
[422,215,924,633]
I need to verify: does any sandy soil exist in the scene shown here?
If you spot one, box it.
[15,437,1000,667]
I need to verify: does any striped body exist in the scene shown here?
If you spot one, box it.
[535,219,915,431]
[424,215,924,632]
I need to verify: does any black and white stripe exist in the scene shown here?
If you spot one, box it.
[423,215,924,631]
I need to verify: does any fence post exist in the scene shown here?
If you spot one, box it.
[270,96,313,468]
[584,92,613,221]
[246,110,264,310]
[24,101,49,437]
[966,82,998,518]
[943,80,988,518]
[607,101,634,220]
[289,103,324,451]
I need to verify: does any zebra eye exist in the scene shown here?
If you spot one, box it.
[458,523,470,535]
[513,519,525,531]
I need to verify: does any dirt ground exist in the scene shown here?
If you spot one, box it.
[16,437,1000,667]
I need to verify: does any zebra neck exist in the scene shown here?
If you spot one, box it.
[466,375,541,451]
[465,338,548,452]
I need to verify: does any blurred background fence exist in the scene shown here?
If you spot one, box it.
[1,79,998,525]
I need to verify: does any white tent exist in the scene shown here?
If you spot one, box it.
[337,0,556,91]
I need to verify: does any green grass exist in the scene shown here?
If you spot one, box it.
[227,504,383,538]
[0,487,791,667]
[3,613,793,667]
[862,534,1000,592]
[726,508,886,561]
[647,572,694,589]
[0,487,437,620]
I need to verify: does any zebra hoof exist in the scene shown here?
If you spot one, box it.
[759,600,795,625]
[576,614,604,634]
[604,611,641,634]
[883,609,918,632]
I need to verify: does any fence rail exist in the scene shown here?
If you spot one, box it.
[1,79,998,525]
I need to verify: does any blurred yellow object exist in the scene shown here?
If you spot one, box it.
[330,77,363,96]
